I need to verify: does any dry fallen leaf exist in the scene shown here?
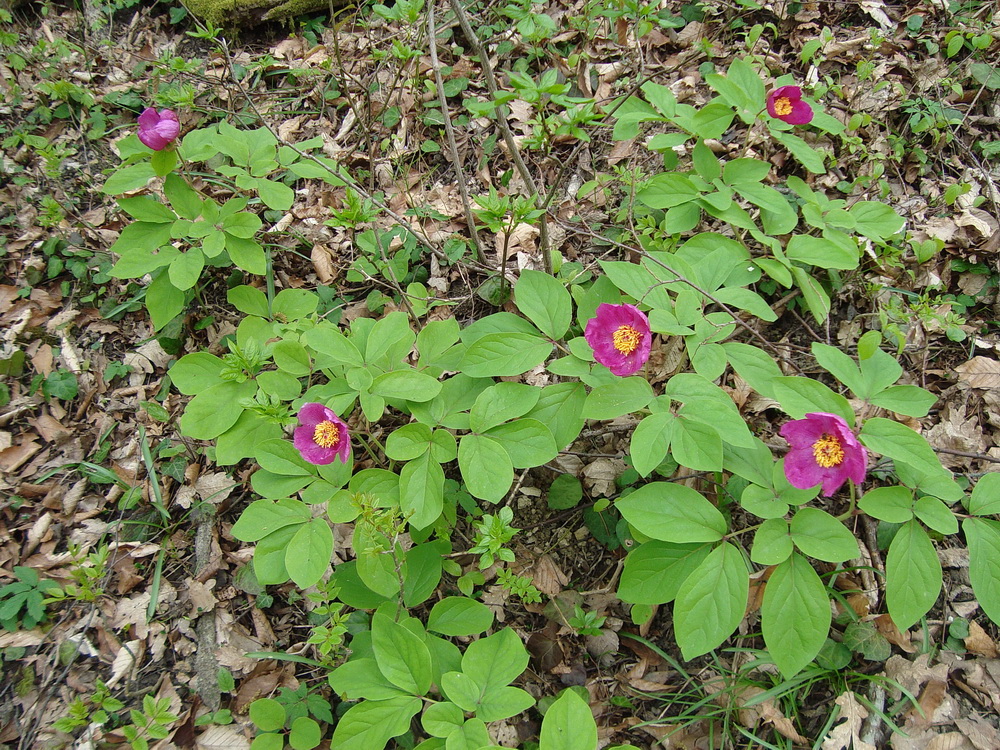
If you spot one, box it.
[875,613,916,653]
[821,691,876,750]
[195,725,251,750]
[955,715,1000,750]
[964,621,998,658]
[955,357,1000,389]
[106,638,144,687]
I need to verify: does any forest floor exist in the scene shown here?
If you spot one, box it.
[1,0,1000,749]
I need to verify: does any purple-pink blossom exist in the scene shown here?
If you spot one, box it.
[766,86,814,125]
[137,108,180,151]
[584,303,651,377]
[293,403,350,465]
[780,412,866,496]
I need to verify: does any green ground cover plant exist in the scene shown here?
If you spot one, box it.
[92,49,997,746]
[3,0,1000,748]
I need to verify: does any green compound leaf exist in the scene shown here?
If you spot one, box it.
[462,627,529,692]
[420,701,464,738]
[859,486,914,523]
[790,266,830,324]
[441,671,480,713]
[249,698,285,732]
[304,325,364,368]
[723,343,783,399]
[674,542,749,660]
[869,385,937,418]
[102,162,157,194]
[636,173,700,209]
[772,376,854,425]
[524,382,586,450]
[618,541,712,605]
[762,553,831,678]
[547,474,583,510]
[670,416,723,472]
[476,686,535,722]
[225,235,266,275]
[968,473,1000,516]
[253,525,297,585]
[470,382,540,433]
[272,340,312,377]
[285,518,333,589]
[386,423,434,462]
[750,518,793,565]
[789,508,859,563]
[372,612,432,696]
[913,496,958,535]
[539,689,598,750]
[147,270,187,331]
[288,717,321,750]
[329,696,422,750]
[399,452,444,530]
[461,333,553,377]
[785,235,858,270]
[811,342,866,397]
[886,520,942,632]
[483,419,557,469]
[118,196,176,223]
[850,201,905,241]
[328,658,409,701]
[216,411,284,466]
[427,597,495,636]
[770,129,826,173]
[963,518,1000,628]
[167,248,204,291]
[616,482,727,543]
[582,377,655,420]
[370,370,442,402]
[515,269,572,340]
[630,412,675,477]
[272,289,318,320]
[860,418,949,481]
[179,380,256,440]
[458,434,513,503]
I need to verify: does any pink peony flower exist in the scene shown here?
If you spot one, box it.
[584,303,651,376]
[766,86,814,125]
[293,402,350,465]
[137,107,180,151]
[780,412,866,496]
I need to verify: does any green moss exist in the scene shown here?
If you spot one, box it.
[184,0,328,28]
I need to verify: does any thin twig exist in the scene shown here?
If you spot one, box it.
[427,1,485,264]
[554,217,806,371]
[448,0,552,274]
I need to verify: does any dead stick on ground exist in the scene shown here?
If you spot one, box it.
[193,505,221,712]
[447,0,552,274]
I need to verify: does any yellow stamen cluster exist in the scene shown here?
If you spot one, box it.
[812,434,845,468]
[313,420,341,449]
[612,324,641,355]
[774,97,793,116]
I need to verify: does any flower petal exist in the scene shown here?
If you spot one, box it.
[298,402,335,427]
[779,418,823,447]
[585,303,651,377]
[772,85,801,100]
[784,99,814,125]
[783,448,827,490]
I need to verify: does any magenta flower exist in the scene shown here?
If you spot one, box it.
[780,412,866,496]
[293,403,350,465]
[584,303,651,376]
[137,108,180,151]
[766,86,814,125]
